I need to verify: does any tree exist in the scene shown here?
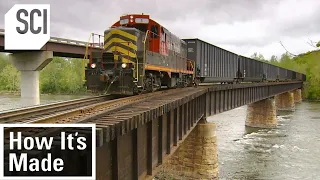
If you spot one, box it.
[250,52,268,62]
[0,63,20,91]
[39,57,87,94]
[270,55,278,65]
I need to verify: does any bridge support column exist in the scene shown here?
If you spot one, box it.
[161,119,219,179]
[275,91,295,111]
[246,98,277,128]
[10,51,53,106]
[293,89,302,103]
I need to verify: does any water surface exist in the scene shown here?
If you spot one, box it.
[208,102,320,180]
[0,94,91,112]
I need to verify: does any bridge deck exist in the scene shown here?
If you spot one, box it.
[0,29,102,58]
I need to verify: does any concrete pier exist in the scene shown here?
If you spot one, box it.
[160,119,219,179]
[293,89,302,103]
[10,51,53,106]
[246,98,277,128]
[275,92,295,111]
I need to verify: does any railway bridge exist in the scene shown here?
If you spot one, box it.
[92,81,303,180]
[0,28,305,179]
[1,81,303,179]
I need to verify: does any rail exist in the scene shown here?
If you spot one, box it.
[0,95,115,123]
[1,88,188,127]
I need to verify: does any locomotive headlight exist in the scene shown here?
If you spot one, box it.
[130,15,133,19]
[121,63,127,68]
[91,63,96,68]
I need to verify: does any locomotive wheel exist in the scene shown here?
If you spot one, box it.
[133,83,141,95]
[144,75,161,93]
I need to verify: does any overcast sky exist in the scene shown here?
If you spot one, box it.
[1,0,319,59]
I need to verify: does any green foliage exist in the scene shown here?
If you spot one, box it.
[0,62,20,92]
[40,57,87,94]
[250,52,268,63]
[251,50,320,100]
[0,54,87,94]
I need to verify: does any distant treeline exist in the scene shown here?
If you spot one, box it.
[0,53,87,94]
[251,50,320,100]
[0,49,319,99]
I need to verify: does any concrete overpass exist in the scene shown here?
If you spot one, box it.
[0,29,102,58]
[0,28,103,106]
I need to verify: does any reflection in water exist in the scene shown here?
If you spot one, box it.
[208,102,320,180]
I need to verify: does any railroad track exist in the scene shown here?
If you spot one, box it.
[7,88,185,125]
[2,87,201,134]
[2,87,201,146]
[2,86,207,176]
[0,94,116,124]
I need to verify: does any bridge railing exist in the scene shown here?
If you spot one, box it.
[0,28,103,49]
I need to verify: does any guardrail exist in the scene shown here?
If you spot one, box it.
[0,28,103,49]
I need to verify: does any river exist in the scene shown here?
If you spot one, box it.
[1,95,319,179]
[208,101,320,180]
[0,94,91,112]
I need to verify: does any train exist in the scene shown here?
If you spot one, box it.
[84,14,306,96]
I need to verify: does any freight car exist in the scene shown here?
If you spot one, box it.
[238,55,264,82]
[183,39,301,83]
[183,39,238,83]
[263,63,278,81]
[84,13,306,95]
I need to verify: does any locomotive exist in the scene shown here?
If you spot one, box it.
[85,14,195,95]
[85,14,306,96]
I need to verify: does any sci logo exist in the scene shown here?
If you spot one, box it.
[4,4,51,50]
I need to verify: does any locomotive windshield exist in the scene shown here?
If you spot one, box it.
[133,24,148,32]
[119,21,148,32]
[119,15,149,33]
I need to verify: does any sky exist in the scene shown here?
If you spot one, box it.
[0,0,319,59]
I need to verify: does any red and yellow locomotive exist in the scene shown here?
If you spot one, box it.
[85,14,195,95]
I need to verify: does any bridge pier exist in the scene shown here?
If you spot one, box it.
[160,118,219,179]
[246,98,277,128]
[275,91,295,111]
[293,89,302,103]
[10,51,53,106]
